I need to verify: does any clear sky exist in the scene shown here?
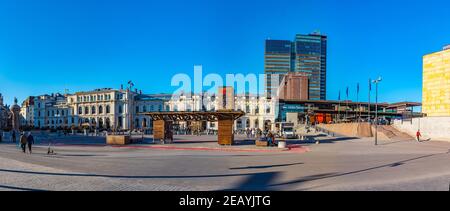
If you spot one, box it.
[0,0,449,105]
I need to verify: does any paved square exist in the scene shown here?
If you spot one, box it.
[0,133,449,191]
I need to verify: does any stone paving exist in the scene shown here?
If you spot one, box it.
[0,133,449,191]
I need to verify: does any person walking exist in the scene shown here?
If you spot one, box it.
[416,130,422,142]
[27,132,34,154]
[12,130,16,143]
[20,132,27,153]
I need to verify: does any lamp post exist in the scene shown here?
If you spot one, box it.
[372,77,382,146]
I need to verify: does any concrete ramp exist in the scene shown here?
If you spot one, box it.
[318,123,371,138]
[317,123,413,141]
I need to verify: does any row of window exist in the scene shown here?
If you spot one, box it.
[78,105,113,115]
[76,94,114,103]
[135,105,163,113]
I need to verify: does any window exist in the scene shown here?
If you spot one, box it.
[119,105,123,114]
[61,110,65,116]
[85,106,89,115]
[136,106,139,113]
[99,106,103,114]
[106,105,110,114]
[143,106,147,112]
[91,106,96,114]
[78,107,82,115]
[266,106,271,114]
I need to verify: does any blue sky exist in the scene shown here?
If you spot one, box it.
[0,0,449,105]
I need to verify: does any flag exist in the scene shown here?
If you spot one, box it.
[346,87,349,98]
[128,80,134,87]
[338,90,341,101]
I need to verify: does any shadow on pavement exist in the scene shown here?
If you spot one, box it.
[229,162,303,170]
[270,153,440,188]
[0,184,46,191]
[222,172,281,191]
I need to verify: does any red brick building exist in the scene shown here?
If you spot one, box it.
[279,73,309,101]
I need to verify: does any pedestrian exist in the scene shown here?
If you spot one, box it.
[416,130,422,142]
[12,130,16,143]
[20,132,27,153]
[27,132,34,154]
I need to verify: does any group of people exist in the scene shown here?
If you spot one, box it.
[19,132,34,153]
[0,130,35,153]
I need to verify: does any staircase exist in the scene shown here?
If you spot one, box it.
[377,125,414,141]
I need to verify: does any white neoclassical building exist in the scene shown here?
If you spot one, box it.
[163,92,276,131]
[20,87,276,132]
[20,88,164,130]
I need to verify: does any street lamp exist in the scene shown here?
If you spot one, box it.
[372,76,382,146]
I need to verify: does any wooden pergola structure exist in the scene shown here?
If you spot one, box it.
[141,110,245,145]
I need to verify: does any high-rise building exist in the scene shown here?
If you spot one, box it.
[294,33,327,100]
[422,45,450,116]
[264,32,327,100]
[264,40,292,98]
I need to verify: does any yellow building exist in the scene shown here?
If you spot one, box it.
[423,45,450,116]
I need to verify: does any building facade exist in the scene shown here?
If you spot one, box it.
[264,32,327,100]
[0,93,11,129]
[423,45,450,116]
[164,92,276,131]
[20,87,276,132]
[279,72,309,101]
[20,88,164,130]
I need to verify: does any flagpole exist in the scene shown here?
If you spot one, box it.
[356,84,359,123]
[357,83,360,123]
[345,87,349,121]
[368,79,371,123]
[338,90,341,123]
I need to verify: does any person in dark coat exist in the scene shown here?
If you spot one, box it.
[12,130,16,143]
[20,133,27,153]
[27,132,35,154]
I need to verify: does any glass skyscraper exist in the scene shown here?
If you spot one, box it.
[264,32,327,100]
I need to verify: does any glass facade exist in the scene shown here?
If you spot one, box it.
[264,33,327,100]
[264,40,292,98]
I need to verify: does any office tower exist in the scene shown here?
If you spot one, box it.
[264,40,292,98]
[264,32,327,100]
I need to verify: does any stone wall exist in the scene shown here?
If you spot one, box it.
[393,117,450,142]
